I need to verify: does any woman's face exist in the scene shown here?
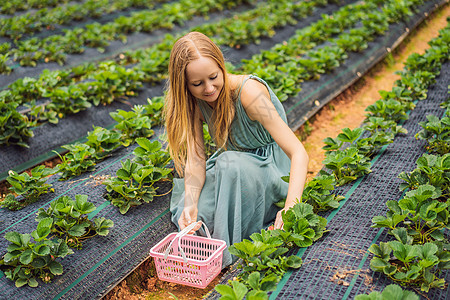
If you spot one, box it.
[186,56,224,106]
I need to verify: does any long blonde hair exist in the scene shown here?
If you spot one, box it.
[164,32,235,176]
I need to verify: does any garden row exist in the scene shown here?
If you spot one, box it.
[0,0,75,15]
[0,0,253,71]
[210,19,450,300]
[0,97,167,211]
[0,0,423,151]
[0,0,164,41]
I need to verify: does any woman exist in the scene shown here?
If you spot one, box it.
[164,32,309,267]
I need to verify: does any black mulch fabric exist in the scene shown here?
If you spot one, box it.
[0,127,178,300]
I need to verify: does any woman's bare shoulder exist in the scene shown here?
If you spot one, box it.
[240,77,270,106]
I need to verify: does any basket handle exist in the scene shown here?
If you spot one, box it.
[163,221,211,264]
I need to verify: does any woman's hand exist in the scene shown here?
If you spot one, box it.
[274,208,286,230]
[178,205,200,233]
[274,200,298,230]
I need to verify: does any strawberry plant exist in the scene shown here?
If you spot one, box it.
[321,147,372,186]
[355,284,419,300]
[365,99,413,123]
[223,202,327,298]
[35,195,114,249]
[415,111,450,155]
[133,138,171,169]
[279,202,328,248]
[368,239,449,292]
[43,85,92,117]
[85,126,121,160]
[1,195,113,287]
[363,117,407,136]
[54,143,96,180]
[110,105,154,147]
[143,96,164,127]
[1,166,55,211]
[25,101,59,125]
[278,174,344,213]
[0,53,12,74]
[372,185,448,244]
[0,218,74,288]
[228,229,303,296]
[398,153,450,199]
[103,157,172,214]
[300,174,345,212]
[356,131,395,158]
[215,279,269,300]
[0,42,11,55]
[395,70,436,101]
[84,64,144,106]
[0,101,34,148]
[335,32,368,52]
[323,128,365,153]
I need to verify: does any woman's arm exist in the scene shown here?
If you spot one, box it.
[179,106,207,231]
[240,79,309,229]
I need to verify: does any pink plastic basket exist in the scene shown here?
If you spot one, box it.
[149,221,227,288]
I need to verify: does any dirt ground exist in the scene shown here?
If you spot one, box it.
[0,4,448,300]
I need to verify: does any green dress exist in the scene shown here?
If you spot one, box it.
[170,75,291,267]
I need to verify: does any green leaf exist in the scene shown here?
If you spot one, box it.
[381,284,419,300]
[247,290,268,300]
[429,230,444,241]
[4,232,22,246]
[19,249,33,265]
[49,260,63,275]
[247,272,261,290]
[74,195,96,214]
[15,277,28,288]
[33,243,50,256]
[28,277,38,287]
[419,243,438,261]
[68,223,89,237]
[368,243,391,260]
[52,239,74,258]
[369,257,390,272]
[31,257,47,268]
[391,228,413,245]
[215,283,243,300]
[231,280,248,300]
[94,217,114,236]
[285,255,303,269]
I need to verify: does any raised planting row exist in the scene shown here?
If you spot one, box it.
[0,0,165,41]
[0,97,166,210]
[0,195,114,288]
[0,0,254,71]
[0,0,423,149]
[0,124,178,298]
[209,18,450,300]
[239,0,428,101]
[0,0,74,15]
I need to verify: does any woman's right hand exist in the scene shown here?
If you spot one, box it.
[178,205,200,233]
